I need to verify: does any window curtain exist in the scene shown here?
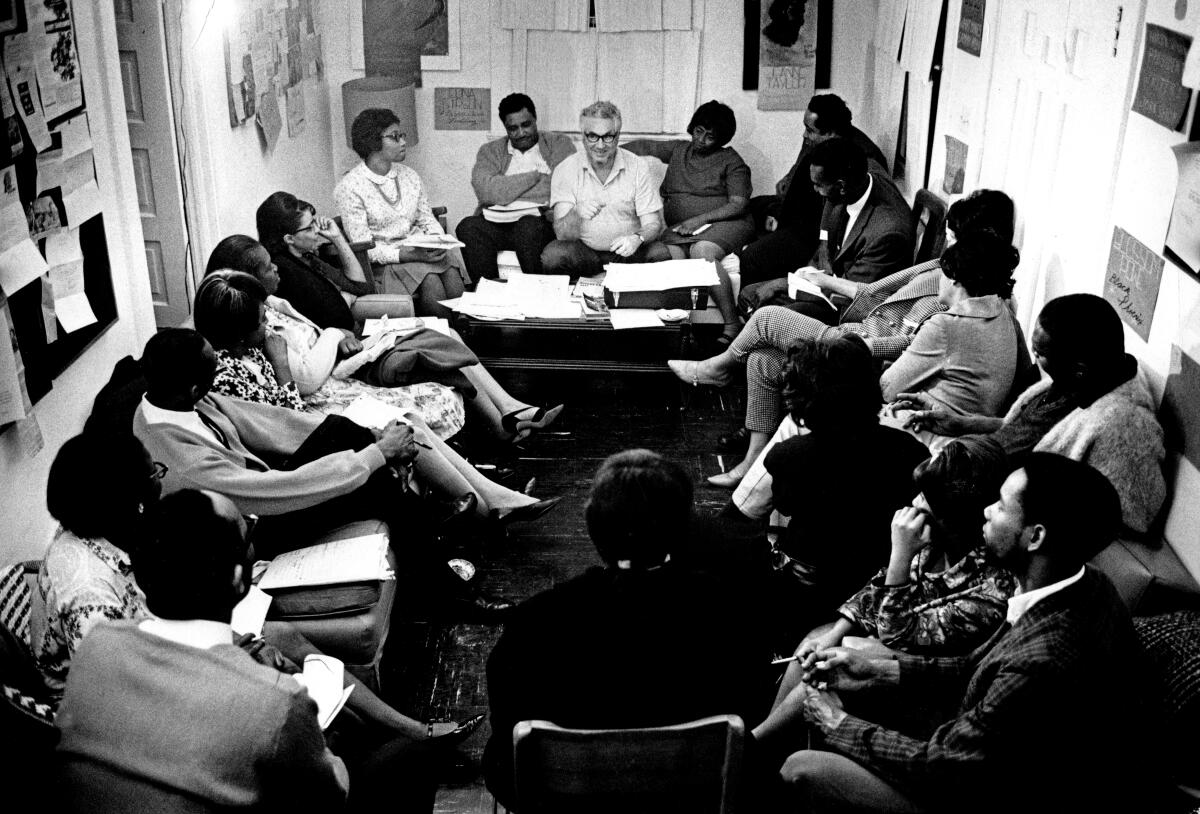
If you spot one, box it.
[498,0,589,31]
[594,0,695,32]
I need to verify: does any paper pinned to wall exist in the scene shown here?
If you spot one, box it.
[53,291,96,332]
[257,85,283,151]
[757,0,818,111]
[943,135,968,195]
[0,299,29,424]
[3,32,51,152]
[0,238,49,296]
[957,0,986,57]
[433,87,490,130]
[1166,141,1200,275]
[29,0,83,122]
[52,112,91,160]
[285,84,306,138]
[62,179,101,226]
[39,275,56,343]
[1103,226,1163,342]
[1132,23,1193,132]
[0,165,26,253]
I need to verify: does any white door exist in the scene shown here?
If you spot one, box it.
[977,0,1145,328]
[114,0,190,327]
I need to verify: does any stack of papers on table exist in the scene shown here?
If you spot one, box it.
[602,258,720,292]
[449,276,581,320]
[397,233,465,249]
[257,533,393,590]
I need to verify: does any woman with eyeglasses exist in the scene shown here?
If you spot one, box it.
[624,100,754,344]
[334,108,467,318]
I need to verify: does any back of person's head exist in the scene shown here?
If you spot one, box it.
[498,92,536,121]
[940,231,1020,298]
[807,94,852,134]
[1017,453,1122,563]
[205,234,264,276]
[579,100,621,126]
[585,449,692,569]
[350,107,401,160]
[946,189,1016,244]
[142,328,213,401]
[808,136,867,182]
[193,271,267,351]
[783,334,881,432]
[1036,293,1125,370]
[914,442,1002,547]
[256,191,306,256]
[687,100,737,147]
[47,432,156,543]
[135,489,248,622]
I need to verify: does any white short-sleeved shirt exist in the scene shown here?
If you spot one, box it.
[549,148,663,250]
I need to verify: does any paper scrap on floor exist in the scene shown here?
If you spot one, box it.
[603,258,720,292]
[338,394,414,430]
[257,533,393,591]
[609,308,664,330]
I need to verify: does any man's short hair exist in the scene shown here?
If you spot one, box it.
[1037,293,1125,369]
[349,107,401,160]
[807,94,852,134]
[808,137,867,182]
[142,328,211,399]
[1017,453,1122,563]
[687,100,737,147]
[579,100,622,129]
[47,433,154,541]
[946,189,1016,244]
[499,93,536,121]
[193,272,267,351]
[585,449,692,568]
[135,489,248,621]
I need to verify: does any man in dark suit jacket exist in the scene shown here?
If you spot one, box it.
[762,454,1161,814]
[740,138,914,323]
[740,95,890,288]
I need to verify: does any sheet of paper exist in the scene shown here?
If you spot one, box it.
[49,258,83,298]
[0,302,28,424]
[602,258,720,292]
[44,228,82,265]
[53,112,91,159]
[3,32,50,152]
[609,308,664,330]
[257,533,392,590]
[296,654,354,729]
[54,291,96,332]
[257,86,282,151]
[787,271,837,310]
[361,316,451,337]
[0,166,27,253]
[63,179,101,226]
[39,275,56,342]
[36,149,94,194]
[16,413,43,457]
[0,237,49,296]
[29,0,83,121]
[398,233,466,249]
[338,393,414,430]
[231,585,273,637]
[1167,141,1200,274]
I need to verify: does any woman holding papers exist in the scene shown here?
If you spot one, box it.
[193,272,561,527]
[209,232,563,445]
[33,433,486,751]
[334,108,467,317]
[624,101,754,344]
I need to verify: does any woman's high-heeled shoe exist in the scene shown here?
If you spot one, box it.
[667,359,732,388]
[426,713,486,747]
[499,404,565,439]
[489,496,563,525]
[706,469,744,489]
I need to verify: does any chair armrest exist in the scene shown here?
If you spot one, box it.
[351,294,414,320]
[432,206,448,233]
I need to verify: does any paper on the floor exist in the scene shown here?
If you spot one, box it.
[292,654,355,729]
[257,533,393,591]
[602,258,720,292]
[609,308,664,330]
[231,585,273,637]
[338,394,413,430]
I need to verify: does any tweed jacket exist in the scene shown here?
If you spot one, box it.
[132,393,385,517]
[821,172,915,285]
[822,567,1149,814]
[837,260,944,360]
[470,130,576,211]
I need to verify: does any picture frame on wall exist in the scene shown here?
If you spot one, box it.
[420,0,460,72]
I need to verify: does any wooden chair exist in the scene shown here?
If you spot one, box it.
[510,714,745,814]
[912,189,948,264]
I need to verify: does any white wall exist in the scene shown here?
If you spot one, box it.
[180,0,337,272]
[322,0,879,233]
[0,2,156,565]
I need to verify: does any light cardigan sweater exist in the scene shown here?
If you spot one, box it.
[470,131,577,211]
[1009,365,1166,534]
[132,393,385,517]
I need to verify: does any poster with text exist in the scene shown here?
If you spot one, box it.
[1103,226,1163,342]
[434,88,489,130]
[1166,141,1200,275]
[28,0,83,122]
[1132,23,1192,132]
[757,0,818,111]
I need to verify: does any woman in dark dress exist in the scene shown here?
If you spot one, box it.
[625,101,754,343]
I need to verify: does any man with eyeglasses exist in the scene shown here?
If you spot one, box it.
[540,100,666,277]
[456,93,575,280]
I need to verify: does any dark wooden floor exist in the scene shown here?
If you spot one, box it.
[376,369,746,813]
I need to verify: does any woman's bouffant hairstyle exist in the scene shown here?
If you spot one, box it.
[782,334,881,432]
[256,191,306,257]
[585,449,692,569]
[946,189,1015,245]
[205,234,263,277]
[913,442,1003,546]
[135,489,250,622]
[939,231,1020,299]
[193,271,267,351]
[350,107,402,160]
[687,100,737,147]
[47,432,154,542]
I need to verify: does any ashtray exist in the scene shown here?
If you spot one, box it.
[656,309,689,323]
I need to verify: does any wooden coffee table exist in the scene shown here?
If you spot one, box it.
[452,309,723,374]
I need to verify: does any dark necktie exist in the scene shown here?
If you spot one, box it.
[829,207,851,257]
[196,408,230,449]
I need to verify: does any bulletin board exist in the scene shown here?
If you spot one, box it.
[0,0,114,433]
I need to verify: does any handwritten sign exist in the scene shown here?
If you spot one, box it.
[957,0,985,57]
[943,135,967,194]
[1103,226,1163,343]
[1132,23,1193,132]
[433,87,490,130]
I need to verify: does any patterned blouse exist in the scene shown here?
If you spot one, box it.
[333,162,444,266]
[212,347,308,411]
[31,528,150,700]
[837,544,1018,656]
